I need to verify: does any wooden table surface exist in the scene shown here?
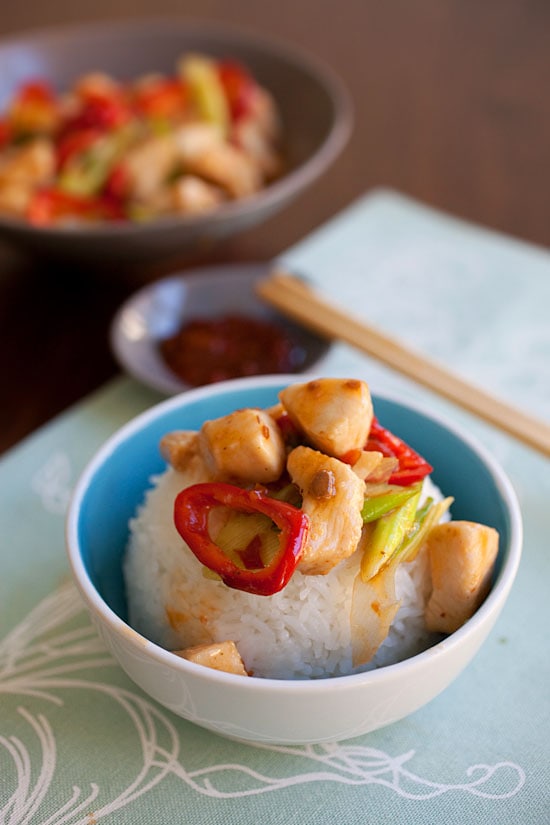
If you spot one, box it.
[1,0,549,455]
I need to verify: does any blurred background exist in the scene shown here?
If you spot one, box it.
[1,0,549,453]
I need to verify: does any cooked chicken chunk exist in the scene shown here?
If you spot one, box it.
[124,134,179,200]
[199,408,286,483]
[0,180,33,217]
[279,378,373,458]
[169,174,224,214]
[350,450,385,481]
[174,640,248,676]
[183,140,262,198]
[425,521,499,634]
[0,139,55,185]
[287,445,365,575]
[233,88,283,180]
[175,120,262,198]
[124,120,261,206]
[0,140,56,217]
[173,122,223,159]
[160,430,202,472]
[74,72,122,98]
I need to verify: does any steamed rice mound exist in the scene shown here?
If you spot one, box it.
[124,466,442,680]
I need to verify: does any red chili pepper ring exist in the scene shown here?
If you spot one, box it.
[174,482,309,596]
[365,418,433,486]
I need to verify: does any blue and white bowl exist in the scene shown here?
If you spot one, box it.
[66,375,522,744]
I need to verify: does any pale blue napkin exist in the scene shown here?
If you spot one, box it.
[1,190,548,824]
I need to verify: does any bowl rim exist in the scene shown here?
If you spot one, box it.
[66,374,523,694]
[0,17,353,237]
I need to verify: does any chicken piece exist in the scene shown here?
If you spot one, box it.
[265,401,284,419]
[279,378,373,458]
[174,640,248,676]
[233,88,284,180]
[0,180,33,217]
[73,72,121,98]
[184,141,262,198]
[199,408,286,483]
[247,87,282,142]
[160,430,202,472]
[174,122,225,159]
[0,139,55,185]
[169,174,225,214]
[234,120,283,180]
[123,134,179,200]
[175,122,262,198]
[173,121,261,198]
[7,91,59,135]
[287,445,365,575]
[424,521,499,634]
[0,140,56,217]
[350,450,385,481]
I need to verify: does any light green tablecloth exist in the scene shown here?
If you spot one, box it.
[1,190,548,824]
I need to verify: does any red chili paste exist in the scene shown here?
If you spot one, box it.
[160,314,301,386]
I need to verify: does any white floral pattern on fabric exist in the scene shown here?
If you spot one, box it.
[0,582,526,824]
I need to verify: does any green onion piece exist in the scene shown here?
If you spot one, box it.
[360,487,422,582]
[179,54,229,135]
[393,496,454,566]
[58,138,116,197]
[58,125,136,197]
[361,482,422,523]
[415,496,434,523]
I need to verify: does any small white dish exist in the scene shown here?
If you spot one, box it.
[110,262,332,394]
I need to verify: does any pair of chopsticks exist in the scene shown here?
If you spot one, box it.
[256,270,550,458]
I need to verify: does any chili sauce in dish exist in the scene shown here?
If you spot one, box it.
[159,314,305,386]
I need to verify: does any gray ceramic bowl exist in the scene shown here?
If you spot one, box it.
[0,19,352,263]
[110,261,332,393]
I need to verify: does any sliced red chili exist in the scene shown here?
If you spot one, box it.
[64,91,131,133]
[7,80,58,136]
[217,60,256,121]
[16,80,56,104]
[364,417,433,486]
[273,411,302,448]
[26,187,124,225]
[0,119,11,148]
[339,448,363,466]
[173,482,309,596]
[103,163,129,201]
[56,128,102,170]
[132,78,188,119]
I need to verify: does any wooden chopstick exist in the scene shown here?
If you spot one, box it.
[256,270,550,458]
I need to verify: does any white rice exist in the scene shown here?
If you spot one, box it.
[124,468,444,680]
